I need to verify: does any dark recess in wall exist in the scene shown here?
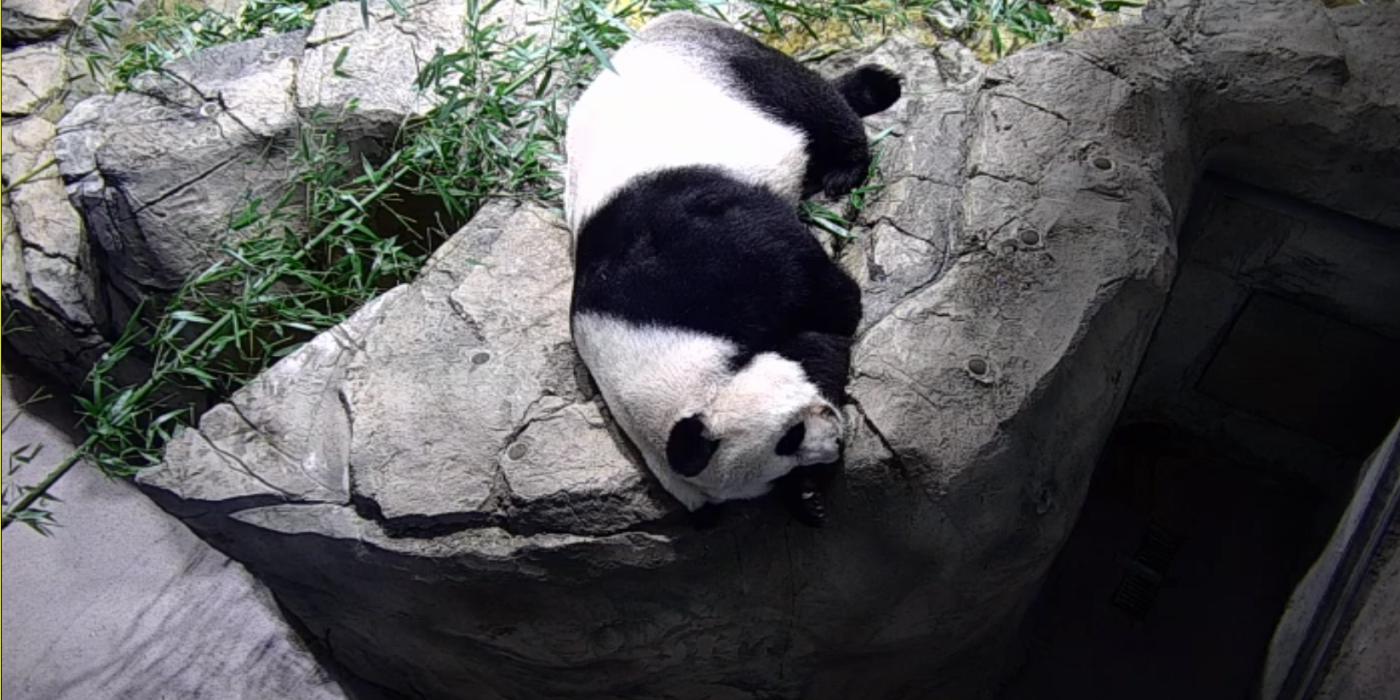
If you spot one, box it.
[1001,173,1400,699]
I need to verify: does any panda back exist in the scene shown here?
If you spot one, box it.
[563,21,808,231]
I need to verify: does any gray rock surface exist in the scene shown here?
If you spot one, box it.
[2,0,83,42]
[1,42,65,116]
[1315,519,1400,700]
[0,377,348,700]
[55,30,306,302]
[297,0,468,129]
[11,23,309,389]
[1,116,106,382]
[1261,422,1399,699]
[71,0,1400,697]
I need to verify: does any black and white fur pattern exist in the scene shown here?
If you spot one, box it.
[566,13,901,525]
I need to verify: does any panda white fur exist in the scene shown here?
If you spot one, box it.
[566,12,902,525]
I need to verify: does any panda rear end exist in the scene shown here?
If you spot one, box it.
[565,13,902,527]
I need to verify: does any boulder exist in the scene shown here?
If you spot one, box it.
[86,0,1400,697]
[1,116,106,382]
[296,0,468,130]
[1,0,155,47]
[2,42,65,116]
[2,0,83,43]
[54,30,307,307]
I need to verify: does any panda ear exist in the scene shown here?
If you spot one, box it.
[666,414,719,477]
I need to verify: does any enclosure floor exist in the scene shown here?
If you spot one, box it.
[1000,426,1327,700]
[0,376,347,700]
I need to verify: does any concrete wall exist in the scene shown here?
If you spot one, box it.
[1317,518,1400,700]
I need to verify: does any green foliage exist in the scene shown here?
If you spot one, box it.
[107,6,238,88]
[75,0,338,90]
[937,0,1144,58]
[85,0,1137,93]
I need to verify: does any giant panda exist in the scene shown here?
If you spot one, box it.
[565,12,902,526]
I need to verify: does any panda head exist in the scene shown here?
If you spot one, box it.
[663,353,843,503]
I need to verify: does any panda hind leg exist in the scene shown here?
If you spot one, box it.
[830,65,903,118]
[820,153,873,200]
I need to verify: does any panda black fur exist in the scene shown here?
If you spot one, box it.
[565,13,902,526]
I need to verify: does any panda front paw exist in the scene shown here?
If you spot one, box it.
[821,161,870,199]
[793,483,827,528]
[777,474,828,528]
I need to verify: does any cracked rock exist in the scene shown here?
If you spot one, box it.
[135,0,1400,698]
[2,42,65,116]
[297,0,468,129]
[2,0,82,42]
[342,201,589,531]
[55,30,306,309]
[503,401,673,535]
[295,0,549,137]
[139,199,678,536]
[148,289,394,513]
[1,116,105,383]
[3,0,154,45]
[2,118,97,321]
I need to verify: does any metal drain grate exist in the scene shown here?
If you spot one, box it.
[1111,522,1183,619]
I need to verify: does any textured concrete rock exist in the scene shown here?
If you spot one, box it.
[1,116,106,382]
[295,0,549,143]
[297,0,467,129]
[55,30,306,306]
[16,30,303,382]
[2,42,65,116]
[0,377,348,700]
[142,201,674,535]
[2,0,83,42]
[1315,517,1400,700]
[2,0,156,45]
[123,0,1400,698]
[343,203,671,535]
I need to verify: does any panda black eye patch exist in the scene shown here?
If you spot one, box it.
[775,423,806,456]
